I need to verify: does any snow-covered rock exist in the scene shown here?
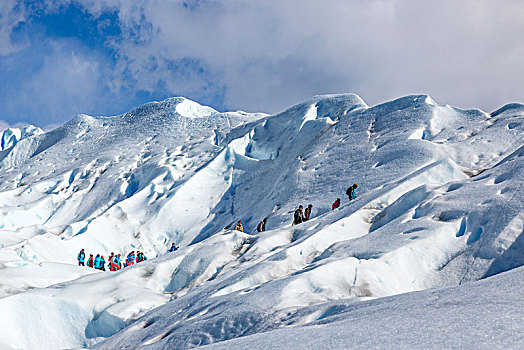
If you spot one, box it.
[0,94,522,349]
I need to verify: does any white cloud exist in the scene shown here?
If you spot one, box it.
[0,119,31,132]
[2,0,524,127]
[74,0,524,112]
[1,38,116,126]
[0,0,28,55]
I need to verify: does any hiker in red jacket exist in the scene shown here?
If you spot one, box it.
[109,252,119,271]
[332,198,341,210]
[87,254,94,268]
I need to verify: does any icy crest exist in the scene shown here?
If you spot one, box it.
[0,125,44,150]
[175,98,218,118]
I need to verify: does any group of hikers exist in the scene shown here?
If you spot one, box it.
[234,216,268,233]
[77,243,180,271]
[332,183,358,210]
[76,184,358,267]
[234,183,359,232]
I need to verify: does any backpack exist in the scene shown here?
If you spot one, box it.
[346,187,351,195]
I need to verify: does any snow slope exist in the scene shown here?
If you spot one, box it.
[101,266,524,350]
[0,94,522,349]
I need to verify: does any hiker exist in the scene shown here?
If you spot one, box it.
[125,251,135,267]
[304,204,313,221]
[136,251,147,263]
[87,254,94,268]
[108,253,113,271]
[77,249,85,266]
[94,254,101,269]
[293,205,305,225]
[346,183,358,201]
[108,252,115,270]
[234,220,244,232]
[114,254,121,270]
[257,218,267,232]
[169,243,178,252]
[332,198,341,210]
[109,252,118,271]
[100,256,106,271]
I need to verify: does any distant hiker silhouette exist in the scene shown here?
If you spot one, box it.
[169,243,178,252]
[293,205,305,225]
[304,204,313,221]
[257,218,267,232]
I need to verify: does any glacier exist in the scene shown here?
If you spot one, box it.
[0,94,522,349]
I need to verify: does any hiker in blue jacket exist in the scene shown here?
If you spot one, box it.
[124,251,135,267]
[114,254,121,270]
[77,249,85,266]
[94,254,101,269]
[346,183,358,201]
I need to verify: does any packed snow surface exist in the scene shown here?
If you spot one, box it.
[0,94,522,349]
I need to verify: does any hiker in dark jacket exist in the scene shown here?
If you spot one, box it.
[100,255,106,271]
[293,205,305,225]
[304,204,313,221]
[94,254,101,269]
[136,251,147,263]
[257,218,267,232]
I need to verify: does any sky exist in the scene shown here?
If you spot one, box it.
[0,0,523,130]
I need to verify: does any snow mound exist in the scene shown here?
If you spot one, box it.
[194,267,524,350]
[175,98,218,118]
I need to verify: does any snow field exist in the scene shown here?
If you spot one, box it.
[0,94,522,348]
[0,228,254,348]
[201,266,524,350]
